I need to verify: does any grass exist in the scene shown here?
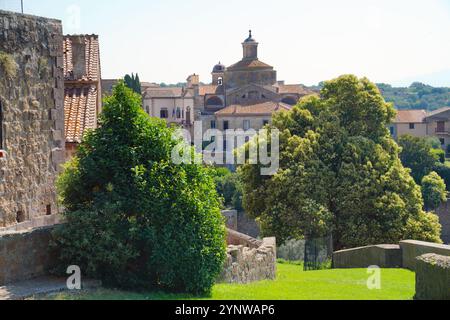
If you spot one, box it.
[43,263,415,301]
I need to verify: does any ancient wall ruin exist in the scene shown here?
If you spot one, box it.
[220,230,276,284]
[0,11,65,230]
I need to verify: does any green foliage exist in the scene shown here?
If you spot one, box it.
[0,51,17,79]
[377,82,450,111]
[399,135,440,183]
[124,73,142,95]
[211,168,243,211]
[431,148,445,164]
[240,75,442,249]
[434,163,450,190]
[53,81,226,294]
[421,172,447,211]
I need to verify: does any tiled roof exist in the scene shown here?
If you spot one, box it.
[64,34,101,144]
[63,35,100,82]
[425,107,450,119]
[216,101,292,116]
[199,85,224,96]
[276,84,316,96]
[227,59,273,71]
[144,87,184,98]
[64,86,98,143]
[395,109,427,123]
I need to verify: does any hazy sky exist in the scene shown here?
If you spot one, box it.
[2,0,450,86]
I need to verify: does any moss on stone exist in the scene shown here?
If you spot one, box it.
[0,51,17,79]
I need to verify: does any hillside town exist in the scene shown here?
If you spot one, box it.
[0,5,449,304]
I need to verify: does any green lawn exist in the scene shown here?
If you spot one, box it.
[46,263,415,300]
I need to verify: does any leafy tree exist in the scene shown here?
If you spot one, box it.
[421,172,447,211]
[211,168,243,211]
[53,81,226,294]
[239,75,442,249]
[124,73,142,94]
[398,135,440,183]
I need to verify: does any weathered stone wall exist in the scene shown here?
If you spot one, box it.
[415,254,450,300]
[333,245,402,269]
[222,210,238,231]
[219,236,276,284]
[0,11,65,229]
[0,226,58,285]
[400,240,450,271]
[436,199,450,244]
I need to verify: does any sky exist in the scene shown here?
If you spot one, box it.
[1,0,450,87]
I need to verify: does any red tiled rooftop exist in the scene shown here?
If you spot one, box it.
[215,101,292,116]
[395,109,427,123]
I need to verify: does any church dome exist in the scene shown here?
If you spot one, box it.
[212,62,225,73]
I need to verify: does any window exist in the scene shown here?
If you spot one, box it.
[263,120,270,126]
[211,120,216,129]
[223,121,229,130]
[16,211,25,223]
[218,77,223,86]
[243,120,250,130]
[409,123,415,130]
[176,107,181,119]
[389,127,395,135]
[440,138,445,146]
[160,109,169,119]
[46,205,52,216]
[437,121,446,133]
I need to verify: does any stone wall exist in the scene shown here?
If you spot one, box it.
[415,254,450,300]
[400,240,450,271]
[436,199,450,244]
[219,236,276,284]
[0,226,58,285]
[333,245,402,269]
[0,11,65,229]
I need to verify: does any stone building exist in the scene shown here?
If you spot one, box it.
[143,31,315,133]
[0,10,65,231]
[63,35,102,159]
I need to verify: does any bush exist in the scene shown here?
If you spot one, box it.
[421,172,447,211]
[431,149,445,164]
[53,82,226,294]
[433,163,450,190]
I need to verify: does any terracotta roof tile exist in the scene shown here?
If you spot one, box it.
[63,35,100,82]
[227,59,273,71]
[199,85,224,96]
[425,107,450,119]
[395,109,427,123]
[144,87,184,98]
[276,84,316,96]
[63,35,101,144]
[216,101,292,116]
[64,86,98,143]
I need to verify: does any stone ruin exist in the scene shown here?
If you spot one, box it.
[0,10,65,231]
[219,228,277,284]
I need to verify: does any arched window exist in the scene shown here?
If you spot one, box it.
[218,77,223,86]
[281,96,298,106]
[206,96,223,107]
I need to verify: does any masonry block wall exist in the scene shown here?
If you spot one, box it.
[0,11,65,229]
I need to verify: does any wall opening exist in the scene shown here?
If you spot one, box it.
[46,205,52,216]
[16,211,26,223]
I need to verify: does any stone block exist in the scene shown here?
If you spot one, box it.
[333,244,402,269]
[415,254,450,300]
[400,240,450,271]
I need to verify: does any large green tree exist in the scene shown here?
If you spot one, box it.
[53,81,226,294]
[239,75,442,249]
[124,73,142,95]
[398,135,440,183]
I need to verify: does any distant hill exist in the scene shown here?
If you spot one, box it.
[377,82,450,111]
[306,82,450,111]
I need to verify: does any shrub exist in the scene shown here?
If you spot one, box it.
[431,148,445,164]
[433,163,450,190]
[53,81,226,294]
[212,168,243,211]
[421,172,447,211]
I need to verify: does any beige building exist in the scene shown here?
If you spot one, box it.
[143,31,315,133]
[391,107,450,150]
